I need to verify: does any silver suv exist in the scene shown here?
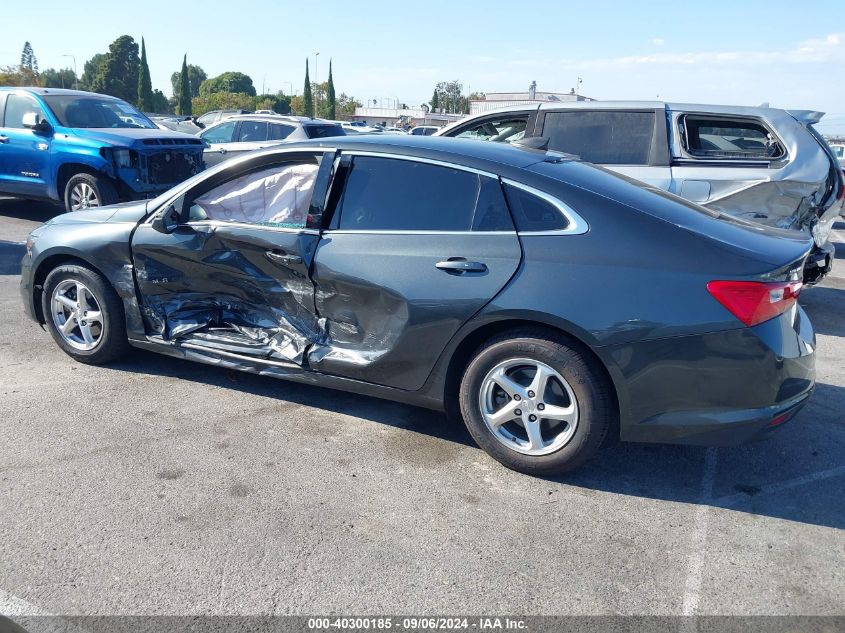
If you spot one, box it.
[437,102,845,283]
[198,115,345,166]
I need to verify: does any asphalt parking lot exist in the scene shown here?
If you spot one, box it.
[0,198,843,617]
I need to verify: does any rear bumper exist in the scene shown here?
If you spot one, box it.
[610,304,815,446]
[804,240,834,285]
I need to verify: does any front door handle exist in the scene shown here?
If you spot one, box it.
[218,148,227,154]
[266,250,302,266]
[0,135,9,144]
[435,258,487,274]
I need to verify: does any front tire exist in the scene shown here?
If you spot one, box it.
[64,172,118,212]
[41,264,130,364]
[459,329,614,475]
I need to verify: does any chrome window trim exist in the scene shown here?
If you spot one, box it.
[501,178,589,236]
[324,230,515,236]
[181,219,319,235]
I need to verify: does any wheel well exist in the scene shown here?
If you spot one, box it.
[442,319,621,435]
[32,254,102,323]
[57,163,105,200]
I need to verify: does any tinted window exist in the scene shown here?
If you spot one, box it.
[305,124,345,139]
[201,121,237,144]
[503,183,569,232]
[337,157,506,231]
[268,123,295,140]
[4,94,45,129]
[237,120,268,142]
[541,111,655,165]
[682,116,784,159]
[188,160,320,228]
[454,116,528,143]
[197,112,219,127]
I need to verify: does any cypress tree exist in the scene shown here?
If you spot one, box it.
[326,59,336,120]
[303,59,314,118]
[431,89,439,111]
[179,54,192,116]
[138,38,154,111]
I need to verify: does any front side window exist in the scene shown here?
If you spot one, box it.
[41,95,156,129]
[541,111,655,165]
[336,156,511,232]
[454,116,528,143]
[188,160,320,229]
[3,94,45,129]
[681,115,785,160]
[201,121,237,144]
[237,121,268,142]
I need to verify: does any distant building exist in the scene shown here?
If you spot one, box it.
[470,81,593,115]
[350,106,464,128]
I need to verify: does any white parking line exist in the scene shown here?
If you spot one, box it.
[681,447,718,619]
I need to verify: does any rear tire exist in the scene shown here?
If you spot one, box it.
[459,329,614,475]
[64,172,118,212]
[41,264,130,364]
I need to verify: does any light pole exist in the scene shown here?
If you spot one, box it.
[62,54,78,89]
[284,81,293,96]
[314,52,320,114]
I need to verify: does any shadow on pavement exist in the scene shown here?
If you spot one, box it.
[103,345,845,531]
[0,196,63,223]
[800,284,845,337]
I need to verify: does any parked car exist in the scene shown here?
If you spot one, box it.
[830,142,844,167]
[409,125,439,136]
[194,109,252,129]
[437,102,845,283]
[198,115,345,166]
[0,87,206,212]
[21,136,816,474]
[149,115,201,135]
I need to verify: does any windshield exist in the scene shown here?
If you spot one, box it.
[42,95,157,129]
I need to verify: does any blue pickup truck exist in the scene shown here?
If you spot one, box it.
[0,87,205,212]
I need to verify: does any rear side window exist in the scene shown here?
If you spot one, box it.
[237,120,268,142]
[337,156,512,232]
[503,183,569,232]
[681,115,785,159]
[305,124,344,139]
[268,123,295,140]
[541,111,655,165]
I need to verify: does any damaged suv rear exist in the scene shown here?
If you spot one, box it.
[0,88,205,212]
[437,102,845,283]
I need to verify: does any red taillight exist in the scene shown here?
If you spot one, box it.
[707,280,802,327]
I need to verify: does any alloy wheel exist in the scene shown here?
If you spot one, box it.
[69,182,100,210]
[50,279,104,351]
[478,358,579,456]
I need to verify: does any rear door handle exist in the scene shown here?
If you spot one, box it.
[266,250,302,266]
[435,259,487,274]
[0,135,9,144]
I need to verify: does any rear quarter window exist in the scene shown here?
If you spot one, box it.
[306,124,345,139]
[503,183,570,232]
[541,111,655,165]
[680,115,785,160]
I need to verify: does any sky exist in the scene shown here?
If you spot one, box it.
[3,0,845,134]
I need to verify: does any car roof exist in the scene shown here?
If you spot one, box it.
[458,99,812,118]
[0,86,121,99]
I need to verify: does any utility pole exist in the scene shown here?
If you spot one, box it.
[62,54,78,89]
[314,52,320,114]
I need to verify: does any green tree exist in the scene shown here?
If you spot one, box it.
[91,36,140,102]
[325,59,336,120]
[199,71,256,97]
[303,59,314,118]
[336,93,361,118]
[151,89,170,114]
[39,67,77,89]
[20,42,38,79]
[178,55,192,115]
[191,92,254,116]
[432,80,465,114]
[170,64,206,99]
[137,38,154,111]
[430,88,439,111]
[254,93,291,115]
[80,53,107,91]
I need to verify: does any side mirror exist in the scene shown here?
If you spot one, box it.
[22,112,50,133]
[152,204,181,234]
